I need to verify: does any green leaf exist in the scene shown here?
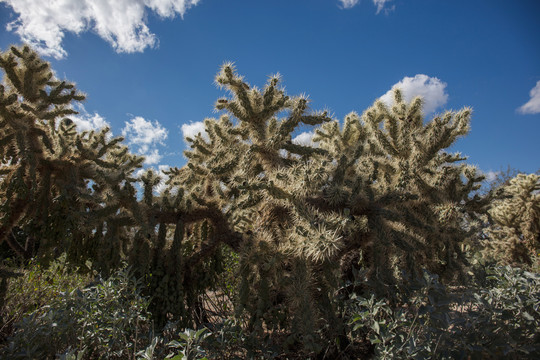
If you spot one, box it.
[372,321,380,335]
[522,311,534,321]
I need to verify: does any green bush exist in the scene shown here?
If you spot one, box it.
[0,255,91,343]
[346,265,540,359]
[1,264,153,359]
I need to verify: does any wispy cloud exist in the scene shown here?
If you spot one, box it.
[1,0,200,59]
[373,0,394,14]
[338,0,394,13]
[379,74,449,115]
[517,80,540,115]
[180,121,209,143]
[122,116,168,165]
[338,0,360,9]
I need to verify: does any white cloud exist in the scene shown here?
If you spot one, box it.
[180,121,209,143]
[379,74,449,115]
[373,0,394,14]
[339,0,394,13]
[338,0,360,9]
[483,170,499,183]
[122,116,168,165]
[66,103,110,134]
[143,148,163,165]
[122,116,168,146]
[517,80,540,115]
[71,111,110,133]
[292,131,318,147]
[1,0,200,59]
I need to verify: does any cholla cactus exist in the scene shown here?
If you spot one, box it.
[165,65,487,353]
[486,173,540,266]
[314,90,488,288]
[0,45,144,264]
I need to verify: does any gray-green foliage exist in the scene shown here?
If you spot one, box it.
[0,254,91,340]
[1,265,153,360]
[136,328,211,360]
[166,328,211,360]
[347,265,540,359]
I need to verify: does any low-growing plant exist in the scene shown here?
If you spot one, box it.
[166,328,211,360]
[0,254,91,343]
[346,264,540,359]
[0,264,153,359]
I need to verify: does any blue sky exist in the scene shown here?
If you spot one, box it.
[1,0,539,179]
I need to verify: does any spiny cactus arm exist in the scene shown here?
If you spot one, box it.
[432,151,468,166]
[377,98,401,149]
[281,141,328,157]
[422,109,471,160]
[275,96,308,139]
[458,165,484,196]
[313,121,338,144]
[298,109,333,126]
[362,104,400,157]
[0,51,23,91]
[140,169,161,206]
[259,75,290,119]
[0,132,15,159]
[215,63,254,114]
[342,111,364,143]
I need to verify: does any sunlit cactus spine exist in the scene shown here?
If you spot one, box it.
[485,173,540,266]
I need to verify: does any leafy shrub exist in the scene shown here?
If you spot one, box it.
[346,265,540,359]
[0,255,91,343]
[136,326,212,360]
[1,264,153,359]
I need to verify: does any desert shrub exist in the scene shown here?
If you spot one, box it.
[346,264,540,359]
[0,264,153,359]
[0,254,91,343]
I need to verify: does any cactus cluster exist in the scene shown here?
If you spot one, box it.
[163,64,491,350]
[1,45,538,355]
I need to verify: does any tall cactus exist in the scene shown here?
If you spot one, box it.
[485,173,540,266]
[315,90,489,287]
[0,45,144,265]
